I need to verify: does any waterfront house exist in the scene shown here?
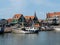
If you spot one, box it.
[24,12,39,27]
[25,12,39,23]
[24,16,33,27]
[11,14,26,26]
[46,12,60,25]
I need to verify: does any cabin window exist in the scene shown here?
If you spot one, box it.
[6,25,10,27]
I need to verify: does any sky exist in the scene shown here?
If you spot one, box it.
[0,0,60,19]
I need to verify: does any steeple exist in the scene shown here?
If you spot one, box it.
[34,11,38,20]
[34,11,37,18]
[34,11,39,23]
[34,11,36,17]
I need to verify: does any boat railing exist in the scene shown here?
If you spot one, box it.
[25,27,38,30]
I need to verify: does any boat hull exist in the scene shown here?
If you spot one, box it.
[12,28,39,34]
[54,28,60,31]
[0,27,4,34]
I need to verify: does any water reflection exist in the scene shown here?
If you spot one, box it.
[0,31,60,45]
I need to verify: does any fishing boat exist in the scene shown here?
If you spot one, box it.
[12,27,39,34]
[12,23,39,34]
[25,27,39,33]
[12,21,39,34]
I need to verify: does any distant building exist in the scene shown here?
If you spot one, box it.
[0,19,8,26]
[7,18,12,25]
[46,12,60,25]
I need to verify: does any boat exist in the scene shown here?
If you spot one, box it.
[12,21,39,34]
[52,26,60,31]
[40,26,54,31]
[12,27,39,34]
[0,25,4,34]
[25,27,39,33]
[4,24,12,33]
[12,28,26,34]
[54,28,60,31]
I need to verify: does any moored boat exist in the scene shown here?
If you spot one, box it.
[25,27,39,33]
[54,28,60,31]
[40,26,54,31]
[4,24,12,33]
[12,27,39,34]
[0,26,4,34]
[53,26,60,31]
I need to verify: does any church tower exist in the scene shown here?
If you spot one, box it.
[34,12,39,23]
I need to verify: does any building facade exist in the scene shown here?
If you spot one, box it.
[7,18,12,25]
[24,12,39,27]
[46,12,60,25]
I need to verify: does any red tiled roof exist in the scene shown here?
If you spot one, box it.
[7,18,12,23]
[34,24,40,27]
[25,16,35,20]
[47,12,60,18]
[13,14,23,19]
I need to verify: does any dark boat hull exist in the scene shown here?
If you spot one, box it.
[0,27,4,34]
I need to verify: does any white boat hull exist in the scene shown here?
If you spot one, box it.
[12,28,39,34]
[54,28,60,31]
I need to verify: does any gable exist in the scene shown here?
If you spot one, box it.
[13,14,23,19]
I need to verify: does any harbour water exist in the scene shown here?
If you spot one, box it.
[0,31,60,45]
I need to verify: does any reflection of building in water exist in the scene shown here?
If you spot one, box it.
[46,12,60,25]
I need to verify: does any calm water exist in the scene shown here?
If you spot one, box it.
[0,31,60,45]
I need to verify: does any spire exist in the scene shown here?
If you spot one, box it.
[34,11,37,18]
[34,11,36,17]
[34,11,39,23]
